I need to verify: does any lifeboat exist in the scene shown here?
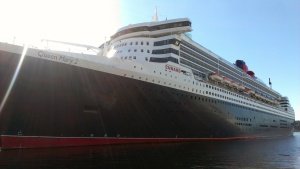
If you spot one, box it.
[231,82,239,89]
[255,93,266,101]
[273,100,280,105]
[266,98,273,104]
[222,77,232,85]
[244,88,255,95]
[209,73,223,82]
[237,84,245,91]
[254,93,261,99]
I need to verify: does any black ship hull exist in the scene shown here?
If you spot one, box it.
[0,49,293,149]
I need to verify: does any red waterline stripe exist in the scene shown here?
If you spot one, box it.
[0,135,257,150]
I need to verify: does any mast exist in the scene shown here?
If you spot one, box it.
[152,6,158,22]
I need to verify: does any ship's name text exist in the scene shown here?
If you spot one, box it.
[165,64,181,73]
[38,51,79,65]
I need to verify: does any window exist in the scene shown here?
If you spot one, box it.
[133,56,136,59]
[152,48,179,55]
[149,56,178,64]
[145,57,148,61]
[141,49,144,52]
[147,50,150,53]
[154,39,181,46]
[141,42,143,45]
[130,42,133,45]
[134,49,137,52]
[128,49,131,52]
[135,42,138,45]
[146,42,149,45]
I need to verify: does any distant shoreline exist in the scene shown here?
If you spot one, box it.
[294,121,300,132]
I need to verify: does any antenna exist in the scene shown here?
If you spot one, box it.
[152,6,158,22]
[269,78,272,89]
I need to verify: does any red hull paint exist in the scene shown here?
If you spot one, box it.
[0,135,257,150]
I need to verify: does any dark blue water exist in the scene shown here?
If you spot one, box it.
[1,133,300,169]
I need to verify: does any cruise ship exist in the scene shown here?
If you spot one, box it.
[0,18,295,149]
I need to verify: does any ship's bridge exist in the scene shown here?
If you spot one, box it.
[111,18,192,42]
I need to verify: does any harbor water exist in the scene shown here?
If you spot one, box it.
[0,132,299,169]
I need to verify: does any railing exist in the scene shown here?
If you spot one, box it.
[0,36,100,55]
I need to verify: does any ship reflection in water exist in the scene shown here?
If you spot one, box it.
[0,133,299,169]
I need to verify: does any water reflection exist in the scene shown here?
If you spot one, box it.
[1,133,299,169]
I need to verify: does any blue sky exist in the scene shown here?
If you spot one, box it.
[120,0,300,120]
